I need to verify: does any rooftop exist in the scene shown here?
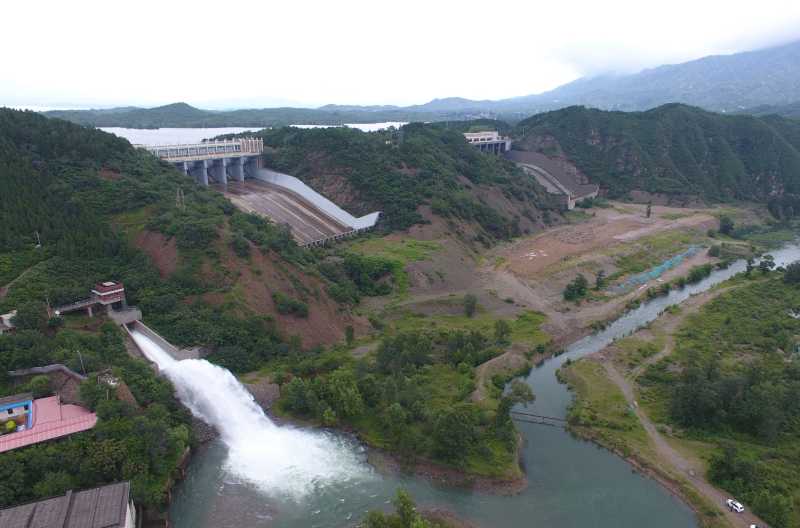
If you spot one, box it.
[0,396,96,453]
[0,393,33,408]
[0,481,131,528]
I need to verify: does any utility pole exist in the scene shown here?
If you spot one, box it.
[77,350,86,375]
[176,188,185,212]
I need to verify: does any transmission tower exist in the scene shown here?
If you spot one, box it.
[176,188,186,212]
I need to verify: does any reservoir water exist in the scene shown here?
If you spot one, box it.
[100,122,406,146]
[133,245,800,528]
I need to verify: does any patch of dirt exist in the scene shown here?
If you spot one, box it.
[199,236,371,348]
[628,190,706,208]
[99,169,120,180]
[241,374,281,411]
[473,343,531,403]
[584,345,622,363]
[351,342,378,359]
[667,361,684,373]
[132,230,179,279]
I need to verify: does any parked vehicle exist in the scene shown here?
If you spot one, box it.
[725,499,744,513]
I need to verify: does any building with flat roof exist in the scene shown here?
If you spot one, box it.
[463,131,512,155]
[0,394,96,453]
[0,481,135,528]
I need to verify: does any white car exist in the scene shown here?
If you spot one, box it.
[726,499,744,513]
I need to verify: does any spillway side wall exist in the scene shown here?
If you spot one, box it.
[252,168,380,230]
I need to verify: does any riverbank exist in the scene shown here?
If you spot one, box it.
[558,274,786,528]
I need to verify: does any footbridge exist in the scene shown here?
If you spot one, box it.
[137,138,381,248]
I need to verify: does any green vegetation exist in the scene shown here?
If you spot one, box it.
[513,104,800,201]
[563,274,588,302]
[0,315,189,511]
[227,123,562,239]
[272,310,545,476]
[637,277,800,527]
[359,488,438,528]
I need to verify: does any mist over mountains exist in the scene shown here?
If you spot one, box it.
[40,39,800,128]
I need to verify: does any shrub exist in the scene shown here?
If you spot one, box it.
[491,372,507,389]
[563,274,588,301]
[708,244,722,257]
[464,293,477,317]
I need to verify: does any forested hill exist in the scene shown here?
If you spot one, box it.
[42,102,440,129]
[512,103,800,201]
[222,123,563,239]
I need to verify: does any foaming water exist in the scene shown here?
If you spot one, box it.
[129,330,373,500]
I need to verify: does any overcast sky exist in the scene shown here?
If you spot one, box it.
[3,0,800,109]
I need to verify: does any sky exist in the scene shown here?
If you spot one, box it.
[2,0,800,110]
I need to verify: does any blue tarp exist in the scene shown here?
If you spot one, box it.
[616,246,698,292]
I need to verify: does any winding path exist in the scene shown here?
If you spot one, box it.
[595,284,771,528]
[0,265,36,303]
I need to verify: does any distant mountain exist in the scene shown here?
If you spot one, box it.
[510,103,800,201]
[42,102,439,129]
[318,40,800,116]
[735,100,800,118]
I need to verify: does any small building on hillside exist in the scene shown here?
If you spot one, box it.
[463,131,512,155]
[50,281,141,326]
[0,311,16,335]
[0,393,33,431]
[0,481,135,528]
[0,393,97,453]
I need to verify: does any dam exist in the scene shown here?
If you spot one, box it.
[136,138,380,248]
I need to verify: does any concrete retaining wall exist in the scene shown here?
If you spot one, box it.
[252,168,380,230]
[127,321,201,361]
[7,364,87,381]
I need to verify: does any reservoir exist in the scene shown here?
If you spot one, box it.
[159,246,800,527]
[99,122,406,146]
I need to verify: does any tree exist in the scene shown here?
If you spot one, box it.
[745,257,755,278]
[595,270,606,290]
[431,402,476,461]
[507,379,535,407]
[386,403,409,450]
[10,301,48,332]
[563,274,588,301]
[28,375,52,398]
[645,203,652,218]
[494,318,512,344]
[784,260,800,284]
[345,324,355,347]
[359,488,438,528]
[463,293,477,317]
[719,216,734,235]
[759,254,775,275]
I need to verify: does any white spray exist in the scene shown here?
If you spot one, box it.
[130,330,372,498]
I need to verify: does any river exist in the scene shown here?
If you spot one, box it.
[139,245,800,528]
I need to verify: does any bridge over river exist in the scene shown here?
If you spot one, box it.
[136,138,380,247]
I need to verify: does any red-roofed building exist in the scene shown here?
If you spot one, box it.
[0,395,96,453]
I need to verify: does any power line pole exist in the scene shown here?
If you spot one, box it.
[176,189,185,212]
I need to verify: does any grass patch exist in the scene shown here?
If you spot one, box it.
[615,208,634,215]
[345,238,443,264]
[660,212,694,220]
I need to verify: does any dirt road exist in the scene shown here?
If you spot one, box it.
[592,284,771,528]
[0,265,36,302]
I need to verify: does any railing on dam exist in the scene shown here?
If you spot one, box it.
[134,138,263,161]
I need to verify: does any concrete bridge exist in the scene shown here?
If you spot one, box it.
[135,138,263,186]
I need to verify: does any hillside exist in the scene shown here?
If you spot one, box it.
[219,123,563,242]
[511,103,800,201]
[737,100,800,119]
[42,102,444,129]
